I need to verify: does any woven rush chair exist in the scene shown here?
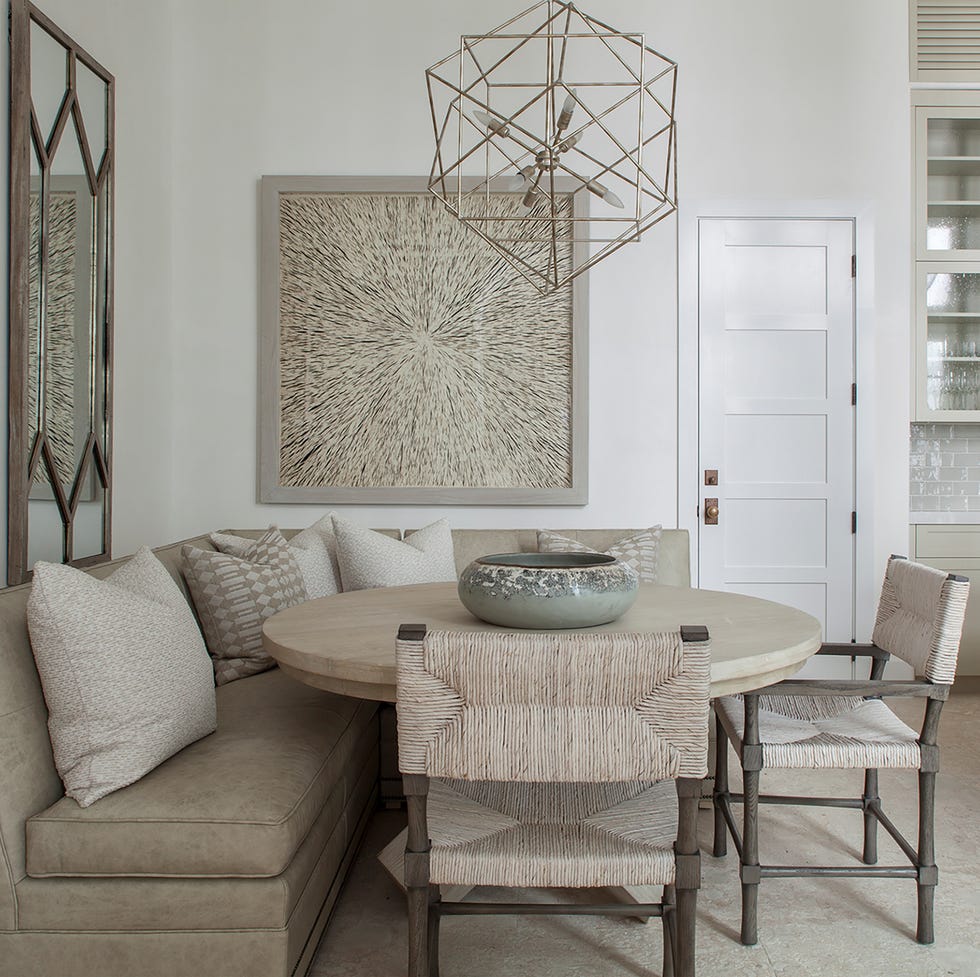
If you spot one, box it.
[711,555,969,947]
[395,624,712,977]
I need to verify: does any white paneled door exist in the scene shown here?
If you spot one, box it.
[698,218,855,643]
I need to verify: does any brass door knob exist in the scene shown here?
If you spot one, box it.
[706,505,719,518]
[704,499,719,525]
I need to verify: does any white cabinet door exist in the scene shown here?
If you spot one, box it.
[698,218,856,649]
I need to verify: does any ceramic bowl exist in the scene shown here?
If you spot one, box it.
[457,552,639,629]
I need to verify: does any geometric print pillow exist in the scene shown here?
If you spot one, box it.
[209,514,340,599]
[181,528,309,686]
[536,526,662,583]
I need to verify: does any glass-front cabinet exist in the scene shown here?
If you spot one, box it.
[914,95,980,419]
[915,265,980,419]
[916,104,980,260]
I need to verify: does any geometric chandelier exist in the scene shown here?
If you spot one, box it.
[426,0,677,293]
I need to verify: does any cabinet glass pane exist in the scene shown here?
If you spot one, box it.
[925,272,980,411]
[927,119,980,252]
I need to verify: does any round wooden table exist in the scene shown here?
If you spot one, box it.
[263,581,822,700]
[264,581,821,906]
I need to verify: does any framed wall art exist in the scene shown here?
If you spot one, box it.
[258,176,588,504]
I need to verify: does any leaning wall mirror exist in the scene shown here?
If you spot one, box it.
[7,0,114,584]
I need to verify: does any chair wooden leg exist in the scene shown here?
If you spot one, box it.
[407,884,429,977]
[662,884,675,977]
[674,779,700,977]
[427,885,441,977]
[917,769,937,945]
[674,889,696,977]
[862,768,879,865]
[740,694,761,947]
[713,711,729,858]
[740,766,760,947]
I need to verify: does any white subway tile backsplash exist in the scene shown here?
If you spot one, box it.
[911,423,980,511]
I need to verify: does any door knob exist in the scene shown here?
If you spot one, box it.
[704,499,719,525]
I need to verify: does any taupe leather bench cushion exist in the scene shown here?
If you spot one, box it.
[25,669,377,879]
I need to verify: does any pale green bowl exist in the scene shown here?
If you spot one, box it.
[457,552,639,630]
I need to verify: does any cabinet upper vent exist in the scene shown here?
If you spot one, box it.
[912,0,980,81]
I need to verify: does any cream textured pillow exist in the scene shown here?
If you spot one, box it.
[182,528,308,686]
[27,547,217,808]
[537,527,663,583]
[332,516,457,591]
[210,514,339,599]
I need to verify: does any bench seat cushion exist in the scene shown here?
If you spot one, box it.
[25,669,377,879]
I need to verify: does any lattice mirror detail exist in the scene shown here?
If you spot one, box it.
[8,1,114,583]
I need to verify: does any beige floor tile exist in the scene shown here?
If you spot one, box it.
[313,689,980,976]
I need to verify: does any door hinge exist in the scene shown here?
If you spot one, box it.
[851,254,856,278]
[851,511,857,534]
[851,382,857,406]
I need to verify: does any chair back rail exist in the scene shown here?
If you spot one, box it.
[396,627,710,782]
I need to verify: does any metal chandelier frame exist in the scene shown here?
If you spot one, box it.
[426,0,677,293]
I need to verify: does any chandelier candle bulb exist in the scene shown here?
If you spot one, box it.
[587,180,625,209]
[558,131,582,154]
[473,109,510,137]
[557,89,577,130]
[522,185,542,208]
[511,165,536,190]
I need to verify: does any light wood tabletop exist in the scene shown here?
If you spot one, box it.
[263,581,822,700]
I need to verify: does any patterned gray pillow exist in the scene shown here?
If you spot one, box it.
[182,528,308,686]
[27,547,217,808]
[332,516,457,590]
[210,514,339,599]
[536,527,662,583]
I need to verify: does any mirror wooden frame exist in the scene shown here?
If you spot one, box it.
[7,0,115,584]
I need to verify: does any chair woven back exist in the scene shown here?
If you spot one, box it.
[396,629,711,782]
[871,556,969,684]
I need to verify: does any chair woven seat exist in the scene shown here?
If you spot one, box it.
[714,695,921,770]
[428,778,678,888]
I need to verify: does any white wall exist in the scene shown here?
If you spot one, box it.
[166,0,911,600]
[2,0,912,608]
[167,0,679,538]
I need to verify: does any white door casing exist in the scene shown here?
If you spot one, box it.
[698,218,856,645]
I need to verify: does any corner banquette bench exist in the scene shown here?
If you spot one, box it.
[0,526,689,977]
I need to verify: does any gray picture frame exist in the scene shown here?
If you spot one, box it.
[258,175,589,505]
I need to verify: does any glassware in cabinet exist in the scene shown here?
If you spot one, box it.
[917,266,980,418]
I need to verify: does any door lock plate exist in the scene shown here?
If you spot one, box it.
[704,469,718,486]
[704,498,720,525]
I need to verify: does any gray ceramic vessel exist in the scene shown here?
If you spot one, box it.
[457,552,639,629]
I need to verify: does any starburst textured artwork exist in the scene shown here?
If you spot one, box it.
[259,177,587,504]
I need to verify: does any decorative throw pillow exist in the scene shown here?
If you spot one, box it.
[27,547,217,808]
[332,515,457,591]
[537,527,663,583]
[182,528,308,686]
[210,514,339,599]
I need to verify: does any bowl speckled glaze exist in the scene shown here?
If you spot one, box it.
[457,552,639,629]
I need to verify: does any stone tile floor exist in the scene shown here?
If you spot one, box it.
[312,690,980,977]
